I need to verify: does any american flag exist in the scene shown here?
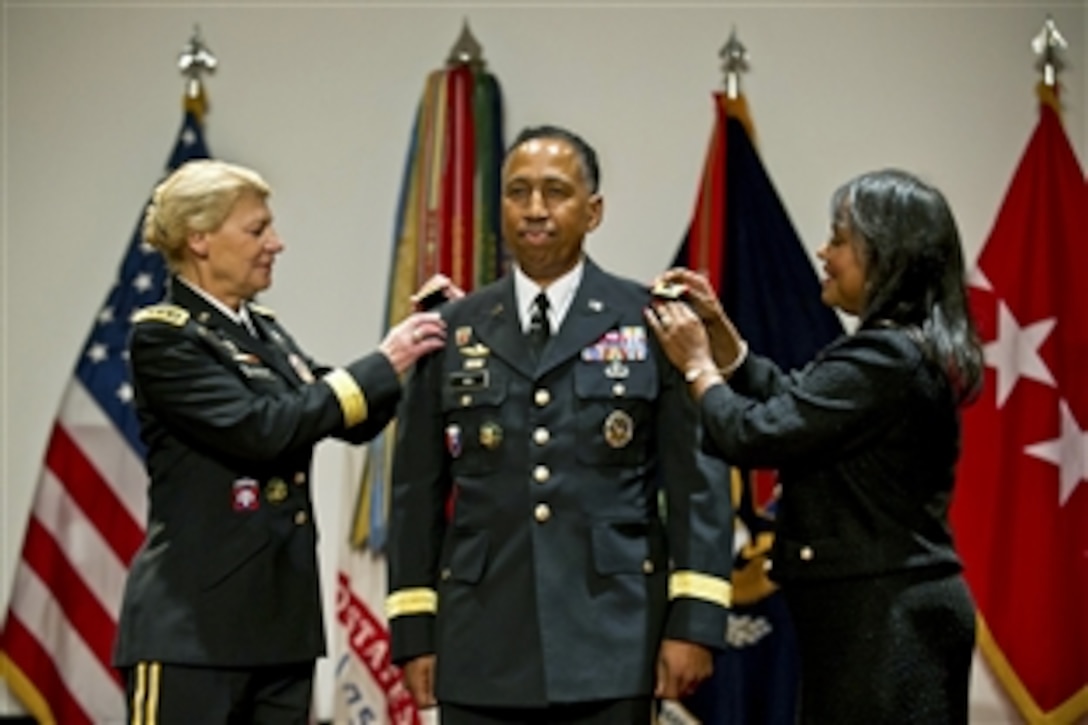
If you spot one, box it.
[0,111,209,724]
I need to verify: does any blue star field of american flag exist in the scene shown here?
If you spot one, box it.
[75,113,210,455]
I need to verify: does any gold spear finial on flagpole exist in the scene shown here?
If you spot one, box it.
[720,27,749,100]
[179,24,217,122]
[447,18,485,69]
[1031,15,1067,88]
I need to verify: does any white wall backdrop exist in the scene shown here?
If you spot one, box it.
[2,0,1085,721]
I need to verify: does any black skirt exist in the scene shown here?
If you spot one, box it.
[783,567,975,725]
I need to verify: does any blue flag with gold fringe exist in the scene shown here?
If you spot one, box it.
[673,92,843,725]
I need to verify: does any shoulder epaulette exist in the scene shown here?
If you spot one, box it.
[132,304,190,327]
[249,303,276,319]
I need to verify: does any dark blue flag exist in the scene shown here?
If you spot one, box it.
[673,93,842,725]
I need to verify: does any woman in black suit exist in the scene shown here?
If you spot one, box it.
[646,169,984,724]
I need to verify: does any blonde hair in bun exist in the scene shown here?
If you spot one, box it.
[142,160,271,270]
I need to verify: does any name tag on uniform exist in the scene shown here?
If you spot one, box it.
[448,370,490,391]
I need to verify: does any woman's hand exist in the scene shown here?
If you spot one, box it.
[644,301,717,379]
[380,311,446,375]
[652,268,747,372]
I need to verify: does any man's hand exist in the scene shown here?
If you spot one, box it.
[654,639,713,700]
[403,654,438,709]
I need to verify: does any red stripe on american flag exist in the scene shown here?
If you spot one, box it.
[44,423,144,564]
[1,615,94,725]
[20,518,122,683]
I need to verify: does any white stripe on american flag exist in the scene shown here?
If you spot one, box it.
[11,563,125,721]
[59,381,148,526]
[35,467,130,618]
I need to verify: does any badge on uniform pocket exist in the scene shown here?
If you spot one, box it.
[265,477,289,504]
[446,424,463,458]
[233,478,260,511]
[603,410,634,449]
[479,421,503,450]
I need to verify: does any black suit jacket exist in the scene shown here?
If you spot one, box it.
[387,259,733,707]
[699,325,964,583]
[113,278,401,668]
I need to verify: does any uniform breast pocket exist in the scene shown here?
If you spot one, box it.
[574,361,658,467]
[441,369,508,476]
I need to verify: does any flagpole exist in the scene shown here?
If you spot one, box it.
[447,18,483,69]
[178,24,217,123]
[1031,15,1067,90]
[720,27,748,100]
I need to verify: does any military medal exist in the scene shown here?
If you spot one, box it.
[446,424,463,458]
[265,477,289,504]
[605,358,630,379]
[603,410,634,449]
[479,421,503,450]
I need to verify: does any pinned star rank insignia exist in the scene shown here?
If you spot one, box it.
[603,410,634,449]
[650,280,689,300]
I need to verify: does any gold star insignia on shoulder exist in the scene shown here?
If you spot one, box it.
[131,304,190,327]
[249,303,276,319]
[650,281,689,300]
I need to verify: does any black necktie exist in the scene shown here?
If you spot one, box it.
[528,292,551,359]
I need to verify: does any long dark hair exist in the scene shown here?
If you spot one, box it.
[832,169,983,404]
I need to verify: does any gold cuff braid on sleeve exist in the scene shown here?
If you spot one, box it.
[323,369,369,427]
[668,571,733,608]
[386,588,439,619]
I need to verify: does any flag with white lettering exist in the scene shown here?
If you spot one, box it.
[334,55,504,725]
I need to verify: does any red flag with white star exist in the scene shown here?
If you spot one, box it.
[952,84,1088,723]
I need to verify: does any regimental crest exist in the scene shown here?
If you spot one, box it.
[232,477,260,511]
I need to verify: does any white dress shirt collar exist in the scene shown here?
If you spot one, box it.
[513,260,584,334]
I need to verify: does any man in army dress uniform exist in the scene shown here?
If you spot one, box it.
[387,126,734,724]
